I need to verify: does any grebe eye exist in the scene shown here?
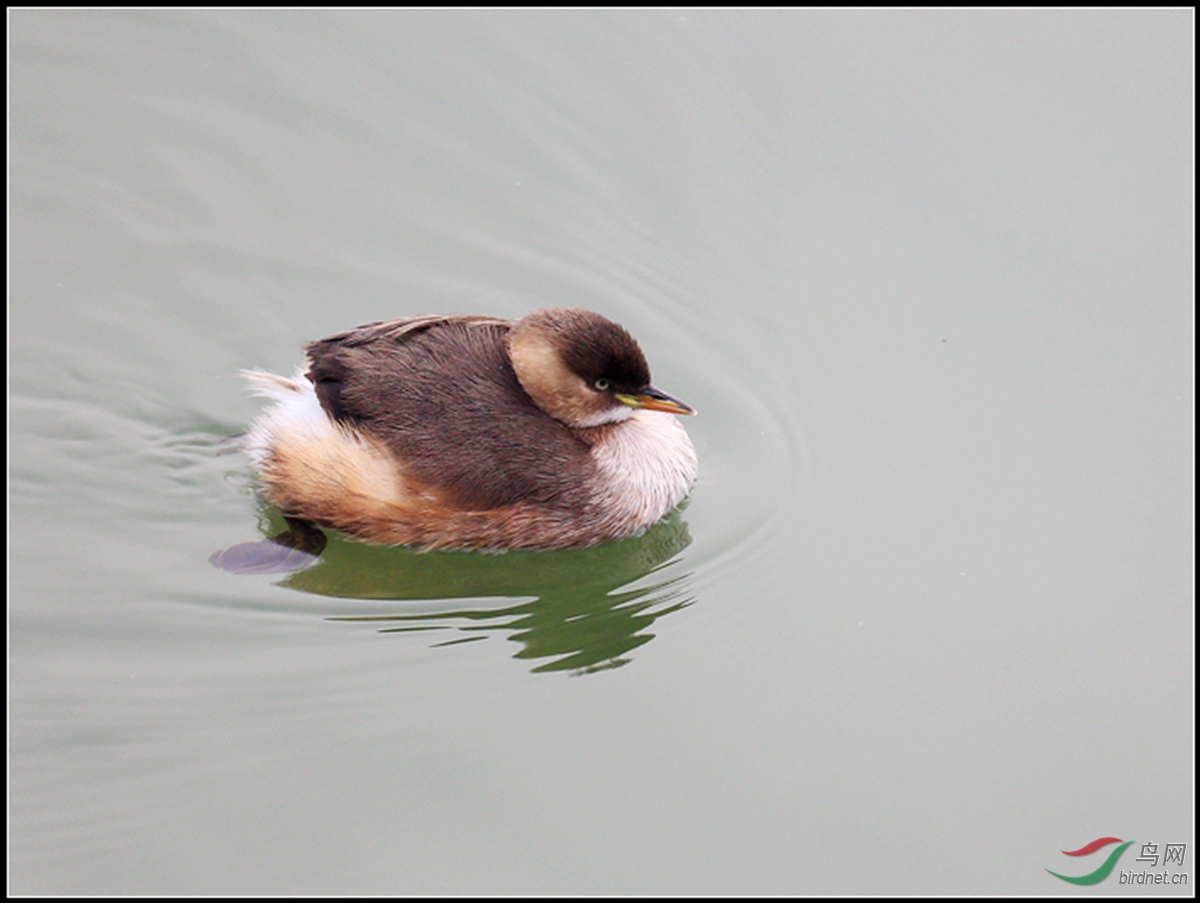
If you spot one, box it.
[593,378,610,391]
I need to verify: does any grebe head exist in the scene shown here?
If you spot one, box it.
[507,308,696,429]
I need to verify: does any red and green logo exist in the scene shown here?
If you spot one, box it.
[1046,837,1134,885]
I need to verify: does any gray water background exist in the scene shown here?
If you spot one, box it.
[9,9,1193,894]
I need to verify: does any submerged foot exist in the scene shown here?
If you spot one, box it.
[210,517,328,575]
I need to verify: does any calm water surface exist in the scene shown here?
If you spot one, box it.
[10,10,1192,894]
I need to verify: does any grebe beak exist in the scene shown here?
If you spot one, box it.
[616,386,696,416]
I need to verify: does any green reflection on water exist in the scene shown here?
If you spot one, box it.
[274,508,696,675]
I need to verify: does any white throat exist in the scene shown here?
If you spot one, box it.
[588,410,698,528]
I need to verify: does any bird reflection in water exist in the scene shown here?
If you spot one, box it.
[247,505,696,675]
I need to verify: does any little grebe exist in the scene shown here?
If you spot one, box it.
[240,308,698,550]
